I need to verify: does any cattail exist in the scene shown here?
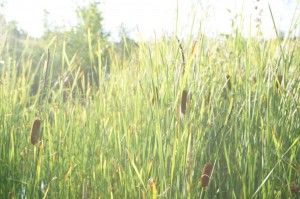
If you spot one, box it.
[30,119,42,145]
[200,163,213,187]
[226,75,232,91]
[290,182,300,193]
[181,90,188,114]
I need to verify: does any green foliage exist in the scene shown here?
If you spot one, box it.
[39,2,107,89]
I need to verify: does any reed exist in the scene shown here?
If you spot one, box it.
[0,4,300,198]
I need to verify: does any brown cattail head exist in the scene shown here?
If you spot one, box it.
[200,163,213,187]
[181,90,188,114]
[30,119,42,145]
[290,182,300,193]
[226,75,232,91]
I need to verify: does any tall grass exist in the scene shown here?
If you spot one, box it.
[1,12,300,199]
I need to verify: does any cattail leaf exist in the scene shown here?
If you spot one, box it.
[30,119,42,145]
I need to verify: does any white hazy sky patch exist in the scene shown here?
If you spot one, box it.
[1,0,300,40]
[102,0,179,40]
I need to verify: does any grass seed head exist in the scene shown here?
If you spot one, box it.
[176,36,186,76]
[30,119,42,145]
[200,163,213,187]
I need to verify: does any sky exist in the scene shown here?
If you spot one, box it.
[1,0,300,40]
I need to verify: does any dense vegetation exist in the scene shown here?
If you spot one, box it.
[0,2,300,198]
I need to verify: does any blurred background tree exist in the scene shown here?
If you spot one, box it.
[40,1,110,92]
[0,0,139,95]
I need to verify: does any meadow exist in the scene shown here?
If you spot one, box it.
[1,21,300,198]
